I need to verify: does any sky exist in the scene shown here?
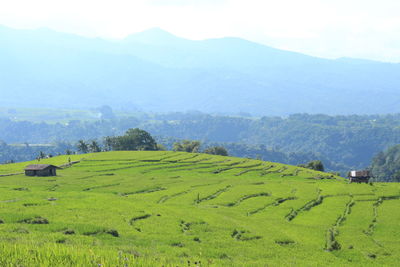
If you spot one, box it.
[0,0,399,62]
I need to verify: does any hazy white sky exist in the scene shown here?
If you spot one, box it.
[0,0,399,62]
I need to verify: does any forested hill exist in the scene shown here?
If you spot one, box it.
[1,25,400,115]
[2,112,400,173]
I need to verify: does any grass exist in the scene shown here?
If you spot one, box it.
[0,151,399,266]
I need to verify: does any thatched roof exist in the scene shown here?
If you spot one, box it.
[25,164,59,171]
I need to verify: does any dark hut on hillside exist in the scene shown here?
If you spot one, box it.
[348,170,371,183]
[25,164,59,177]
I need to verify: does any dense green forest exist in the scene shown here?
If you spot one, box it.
[371,144,400,182]
[2,112,400,175]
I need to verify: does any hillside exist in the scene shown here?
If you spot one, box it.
[1,25,400,115]
[0,151,399,266]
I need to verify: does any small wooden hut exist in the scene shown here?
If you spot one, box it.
[25,164,59,177]
[348,170,370,183]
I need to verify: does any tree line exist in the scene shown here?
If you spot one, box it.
[74,128,229,156]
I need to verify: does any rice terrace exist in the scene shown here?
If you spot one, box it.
[0,151,400,266]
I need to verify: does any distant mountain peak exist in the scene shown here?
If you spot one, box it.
[124,27,189,46]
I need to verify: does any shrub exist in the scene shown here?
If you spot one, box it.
[204,146,228,156]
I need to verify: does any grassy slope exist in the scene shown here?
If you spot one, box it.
[0,151,399,266]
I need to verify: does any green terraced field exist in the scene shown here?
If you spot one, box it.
[0,151,399,266]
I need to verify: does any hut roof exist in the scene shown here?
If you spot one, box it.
[25,164,59,171]
[349,170,370,177]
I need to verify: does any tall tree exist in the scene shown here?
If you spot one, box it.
[103,136,114,151]
[77,140,89,153]
[107,128,157,151]
[89,140,101,153]
[38,151,46,159]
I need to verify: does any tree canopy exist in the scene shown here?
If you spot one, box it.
[204,146,228,156]
[298,160,325,172]
[370,144,400,182]
[173,140,201,153]
[106,128,157,151]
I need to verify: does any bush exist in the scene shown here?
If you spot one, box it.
[204,146,228,156]
[173,140,201,153]
[298,160,324,172]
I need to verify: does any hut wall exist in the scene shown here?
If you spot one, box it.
[25,170,36,176]
[25,165,57,177]
[37,169,54,176]
[350,177,369,183]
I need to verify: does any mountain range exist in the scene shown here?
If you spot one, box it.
[0,25,399,115]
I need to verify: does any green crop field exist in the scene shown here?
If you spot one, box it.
[0,151,399,266]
